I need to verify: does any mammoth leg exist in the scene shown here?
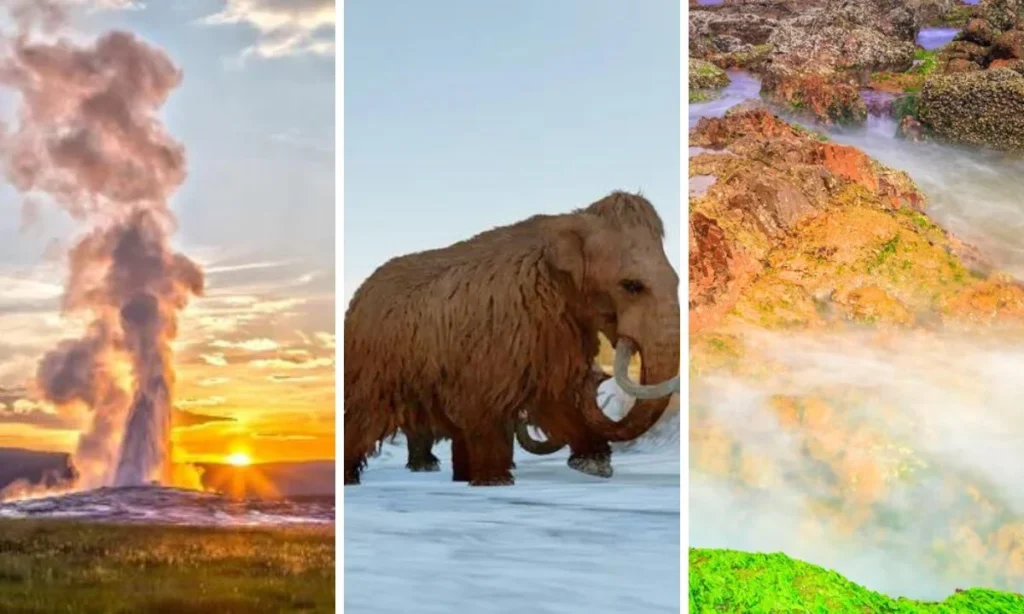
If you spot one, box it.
[466,423,515,487]
[451,430,472,483]
[344,413,374,486]
[534,405,613,479]
[405,428,441,473]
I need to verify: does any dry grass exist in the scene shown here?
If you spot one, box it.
[0,519,334,613]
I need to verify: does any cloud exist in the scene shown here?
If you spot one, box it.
[200,0,335,59]
[252,431,315,441]
[198,377,230,387]
[250,356,332,370]
[199,353,228,367]
[210,337,279,352]
[205,260,293,275]
[0,398,74,429]
[173,407,235,428]
[177,396,227,408]
[267,374,319,383]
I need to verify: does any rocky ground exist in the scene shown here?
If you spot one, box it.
[689,0,1024,149]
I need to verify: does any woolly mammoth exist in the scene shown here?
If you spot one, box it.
[344,191,680,486]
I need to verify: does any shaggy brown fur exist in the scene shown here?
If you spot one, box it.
[344,191,679,486]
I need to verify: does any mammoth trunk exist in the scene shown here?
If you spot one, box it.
[0,3,203,492]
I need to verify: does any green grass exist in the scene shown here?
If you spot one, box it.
[0,519,334,613]
[690,549,1024,613]
[911,49,940,77]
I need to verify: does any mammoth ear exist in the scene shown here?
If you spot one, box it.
[543,215,596,291]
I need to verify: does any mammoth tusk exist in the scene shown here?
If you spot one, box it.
[613,339,680,400]
[513,418,565,455]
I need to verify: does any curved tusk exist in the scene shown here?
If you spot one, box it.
[613,340,680,400]
[513,418,565,455]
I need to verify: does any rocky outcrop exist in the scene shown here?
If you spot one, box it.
[689,107,1024,335]
[979,0,1024,31]
[917,67,1024,150]
[690,59,733,103]
[761,65,869,124]
[691,58,731,90]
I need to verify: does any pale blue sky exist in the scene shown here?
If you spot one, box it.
[345,0,680,306]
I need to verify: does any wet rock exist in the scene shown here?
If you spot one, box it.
[691,58,731,90]
[945,57,985,72]
[918,67,1024,150]
[897,115,927,141]
[690,58,732,103]
[761,65,869,125]
[959,18,998,46]
[979,0,1023,32]
[769,22,916,74]
[725,98,774,116]
[993,29,1024,59]
[942,40,992,64]
[689,107,1024,335]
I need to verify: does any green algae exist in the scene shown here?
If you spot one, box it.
[690,549,1024,613]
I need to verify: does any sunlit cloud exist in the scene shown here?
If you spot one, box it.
[177,396,227,408]
[252,432,316,441]
[209,338,279,352]
[0,398,74,429]
[199,353,228,367]
[200,0,335,60]
[173,408,235,428]
[198,377,230,387]
[267,374,319,383]
[249,356,332,370]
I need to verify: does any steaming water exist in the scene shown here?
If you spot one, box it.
[0,486,333,527]
[344,383,681,614]
[690,69,1024,599]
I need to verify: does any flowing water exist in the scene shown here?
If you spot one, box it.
[0,486,334,527]
[690,63,1024,599]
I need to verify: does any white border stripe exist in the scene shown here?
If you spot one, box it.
[680,0,691,610]
[335,0,345,610]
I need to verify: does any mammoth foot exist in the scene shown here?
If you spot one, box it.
[344,471,361,486]
[406,456,441,473]
[568,454,613,479]
[470,475,515,487]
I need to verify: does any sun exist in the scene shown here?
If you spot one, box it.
[226,452,252,467]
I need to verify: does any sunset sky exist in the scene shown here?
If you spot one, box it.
[0,1,335,464]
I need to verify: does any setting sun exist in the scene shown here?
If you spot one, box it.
[226,452,252,467]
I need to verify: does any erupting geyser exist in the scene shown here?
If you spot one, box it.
[0,2,203,489]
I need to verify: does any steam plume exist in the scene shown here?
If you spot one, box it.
[0,1,203,489]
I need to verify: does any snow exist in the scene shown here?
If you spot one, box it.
[343,381,681,614]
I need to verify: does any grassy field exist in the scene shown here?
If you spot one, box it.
[0,519,334,614]
[691,548,1024,613]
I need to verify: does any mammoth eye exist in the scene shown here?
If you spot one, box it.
[620,279,645,295]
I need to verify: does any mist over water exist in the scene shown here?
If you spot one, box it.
[691,331,1024,599]
[691,72,1024,599]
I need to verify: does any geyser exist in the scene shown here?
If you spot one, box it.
[0,1,203,489]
